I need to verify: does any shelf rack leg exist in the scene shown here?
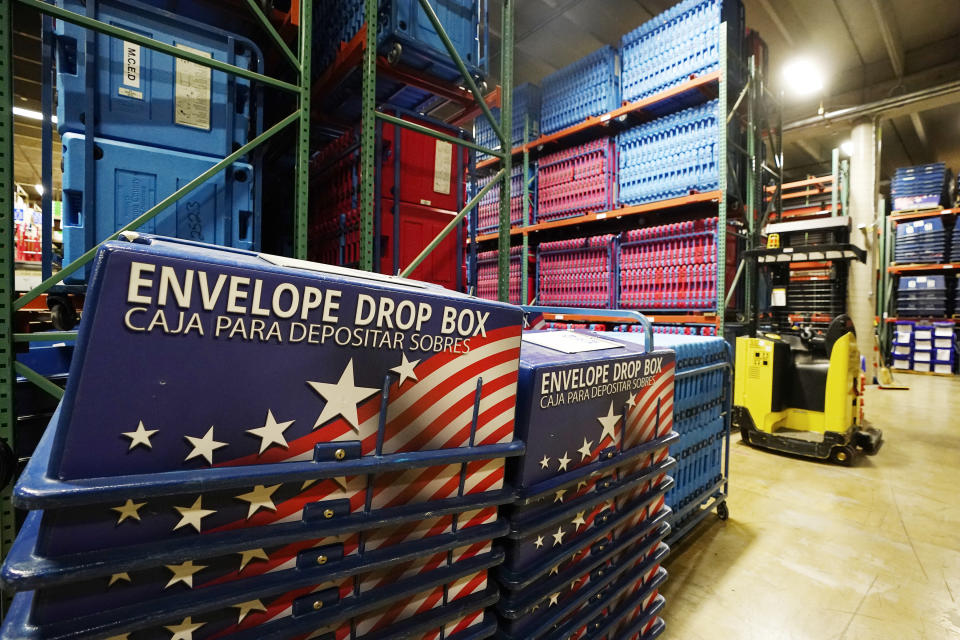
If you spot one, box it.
[295,0,313,259]
[498,0,514,302]
[0,0,15,593]
[717,22,728,335]
[359,0,378,271]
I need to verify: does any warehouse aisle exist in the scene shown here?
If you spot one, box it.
[661,375,960,639]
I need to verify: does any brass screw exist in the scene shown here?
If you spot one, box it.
[323,508,335,519]
[316,555,328,565]
[312,600,323,610]
[335,448,346,460]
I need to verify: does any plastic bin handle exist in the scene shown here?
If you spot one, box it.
[520,305,654,352]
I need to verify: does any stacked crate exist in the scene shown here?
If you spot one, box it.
[537,137,618,222]
[618,101,720,205]
[0,236,525,640]
[894,218,948,264]
[310,111,468,289]
[891,163,954,212]
[620,0,744,103]
[540,46,621,135]
[476,164,536,233]
[54,0,262,281]
[474,247,531,304]
[537,235,617,308]
[495,330,677,640]
[475,83,543,160]
[615,324,719,337]
[896,275,953,318]
[890,321,914,370]
[951,218,960,261]
[911,323,957,374]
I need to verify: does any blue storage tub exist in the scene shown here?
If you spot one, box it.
[55,0,261,158]
[60,133,258,282]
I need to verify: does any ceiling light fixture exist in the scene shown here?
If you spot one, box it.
[34,183,44,196]
[840,140,853,156]
[782,57,824,97]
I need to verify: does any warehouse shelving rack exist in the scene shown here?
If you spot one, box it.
[0,0,320,575]
[0,0,518,576]
[469,28,776,338]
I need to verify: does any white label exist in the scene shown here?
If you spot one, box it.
[420,199,432,206]
[174,44,212,131]
[122,42,141,88]
[118,86,143,100]
[523,331,624,354]
[596,213,607,219]
[433,140,453,194]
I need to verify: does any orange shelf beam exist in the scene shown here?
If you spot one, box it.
[475,71,721,170]
[887,263,960,274]
[885,317,960,324]
[890,208,956,223]
[470,191,722,243]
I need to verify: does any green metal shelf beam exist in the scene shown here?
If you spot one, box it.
[376,112,504,158]
[244,0,300,70]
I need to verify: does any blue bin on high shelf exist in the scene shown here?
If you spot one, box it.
[60,133,258,282]
[54,0,262,159]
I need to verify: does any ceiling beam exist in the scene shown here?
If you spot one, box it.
[754,0,808,48]
[793,138,822,163]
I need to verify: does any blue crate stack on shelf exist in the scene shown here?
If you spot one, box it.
[950,218,960,262]
[475,83,542,161]
[890,162,953,212]
[540,46,621,135]
[618,101,719,205]
[930,322,957,374]
[496,330,679,640]
[891,321,914,370]
[897,275,952,318]
[620,0,744,104]
[894,218,948,264]
[53,0,263,282]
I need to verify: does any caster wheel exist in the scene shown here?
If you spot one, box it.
[716,501,729,521]
[48,297,78,331]
[387,43,402,66]
[0,438,15,492]
[830,445,855,467]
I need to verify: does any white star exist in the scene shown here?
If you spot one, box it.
[301,479,317,491]
[238,548,270,572]
[112,499,146,524]
[307,359,380,431]
[164,561,206,589]
[577,437,594,461]
[246,410,294,454]
[549,564,560,575]
[539,455,551,469]
[571,511,587,527]
[173,496,216,533]
[548,592,560,606]
[554,489,567,503]
[164,617,205,640]
[108,572,131,587]
[557,452,571,472]
[626,393,638,408]
[121,421,157,450]
[577,480,589,491]
[597,401,620,443]
[534,535,545,549]
[552,526,566,546]
[184,426,227,465]
[235,484,281,519]
[233,599,267,624]
[391,354,420,387]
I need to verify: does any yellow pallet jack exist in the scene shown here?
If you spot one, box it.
[732,315,883,465]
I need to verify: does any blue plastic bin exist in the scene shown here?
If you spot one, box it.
[55,0,262,158]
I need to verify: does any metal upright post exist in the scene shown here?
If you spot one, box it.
[716,23,728,335]
[831,147,840,217]
[498,0,514,303]
[359,0,378,271]
[295,0,313,259]
[743,56,757,326]
[0,0,16,573]
[521,122,530,304]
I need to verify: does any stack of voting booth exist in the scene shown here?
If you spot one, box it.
[0,235,526,640]
[493,329,677,640]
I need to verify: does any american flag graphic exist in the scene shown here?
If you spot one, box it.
[4,238,522,640]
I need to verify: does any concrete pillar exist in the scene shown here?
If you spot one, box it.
[847,117,880,381]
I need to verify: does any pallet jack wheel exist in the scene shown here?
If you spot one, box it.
[48,295,78,331]
[716,501,729,521]
[829,445,855,467]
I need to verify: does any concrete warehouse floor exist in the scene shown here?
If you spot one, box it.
[660,375,960,639]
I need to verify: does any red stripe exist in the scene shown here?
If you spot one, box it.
[449,570,488,602]
[449,610,485,635]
